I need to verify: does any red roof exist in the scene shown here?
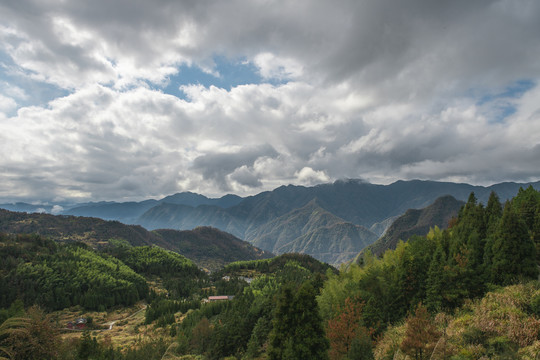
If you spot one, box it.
[208,295,234,301]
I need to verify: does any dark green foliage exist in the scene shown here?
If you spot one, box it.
[268,281,329,360]
[425,243,446,312]
[484,191,502,235]
[77,331,101,359]
[212,276,249,296]
[489,202,538,285]
[60,332,168,360]
[512,186,540,230]
[0,300,24,325]
[145,298,200,326]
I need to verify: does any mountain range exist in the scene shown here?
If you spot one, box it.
[2,179,539,265]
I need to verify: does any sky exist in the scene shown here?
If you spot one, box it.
[1,0,540,204]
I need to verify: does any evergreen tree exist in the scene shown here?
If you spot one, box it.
[490,202,538,285]
[451,192,486,257]
[425,243,446,312]
[484,191,502,236]
[533,207,540,263]
[268,281,329,360]
[513,186,540,231]
[268,284,295,360]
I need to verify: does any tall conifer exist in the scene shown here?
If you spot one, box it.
[490,202,537,285]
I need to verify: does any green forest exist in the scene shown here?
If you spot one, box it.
[1,186,540,359]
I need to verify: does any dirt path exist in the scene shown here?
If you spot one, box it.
[102,305,147,331]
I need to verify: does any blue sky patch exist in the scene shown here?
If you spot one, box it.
[162,56,289,100]
[0,50,69,115]
[163,56,262,99]
[476,79,535,123]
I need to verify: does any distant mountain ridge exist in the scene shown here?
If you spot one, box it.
[2,179,539,265]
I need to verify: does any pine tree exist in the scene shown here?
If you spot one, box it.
[490,202,538,285]
[425,243,446,312]
[533,206,540,263]
[484,191,502,236]
[513,186,540,231]
[268,281,329,360]
[268,284,295,360]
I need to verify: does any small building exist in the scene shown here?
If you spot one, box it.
[75,317,87,329]
[208,295,235,302]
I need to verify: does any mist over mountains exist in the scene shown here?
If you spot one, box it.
[2,179,539,265]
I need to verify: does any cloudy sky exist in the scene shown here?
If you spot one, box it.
[1,0,540,203]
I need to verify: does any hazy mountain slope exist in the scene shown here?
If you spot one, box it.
[360,195,464,258]
[0,209,270,270]
[246,199,343,250]
[0,202,60,213]
[61,192,243,224]
[64,200,159,224]
[227,179,540,232]
[159,192,243,208]
[246,200,378,265]
[278,222,378,265]
[227,185,316,234]
[137,203,245,237]
[369,216,399,236]
[154,227,273,271]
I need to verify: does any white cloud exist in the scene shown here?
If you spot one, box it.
[253,52,303,80]
[0,94,17,113]
[295,167,330,185]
